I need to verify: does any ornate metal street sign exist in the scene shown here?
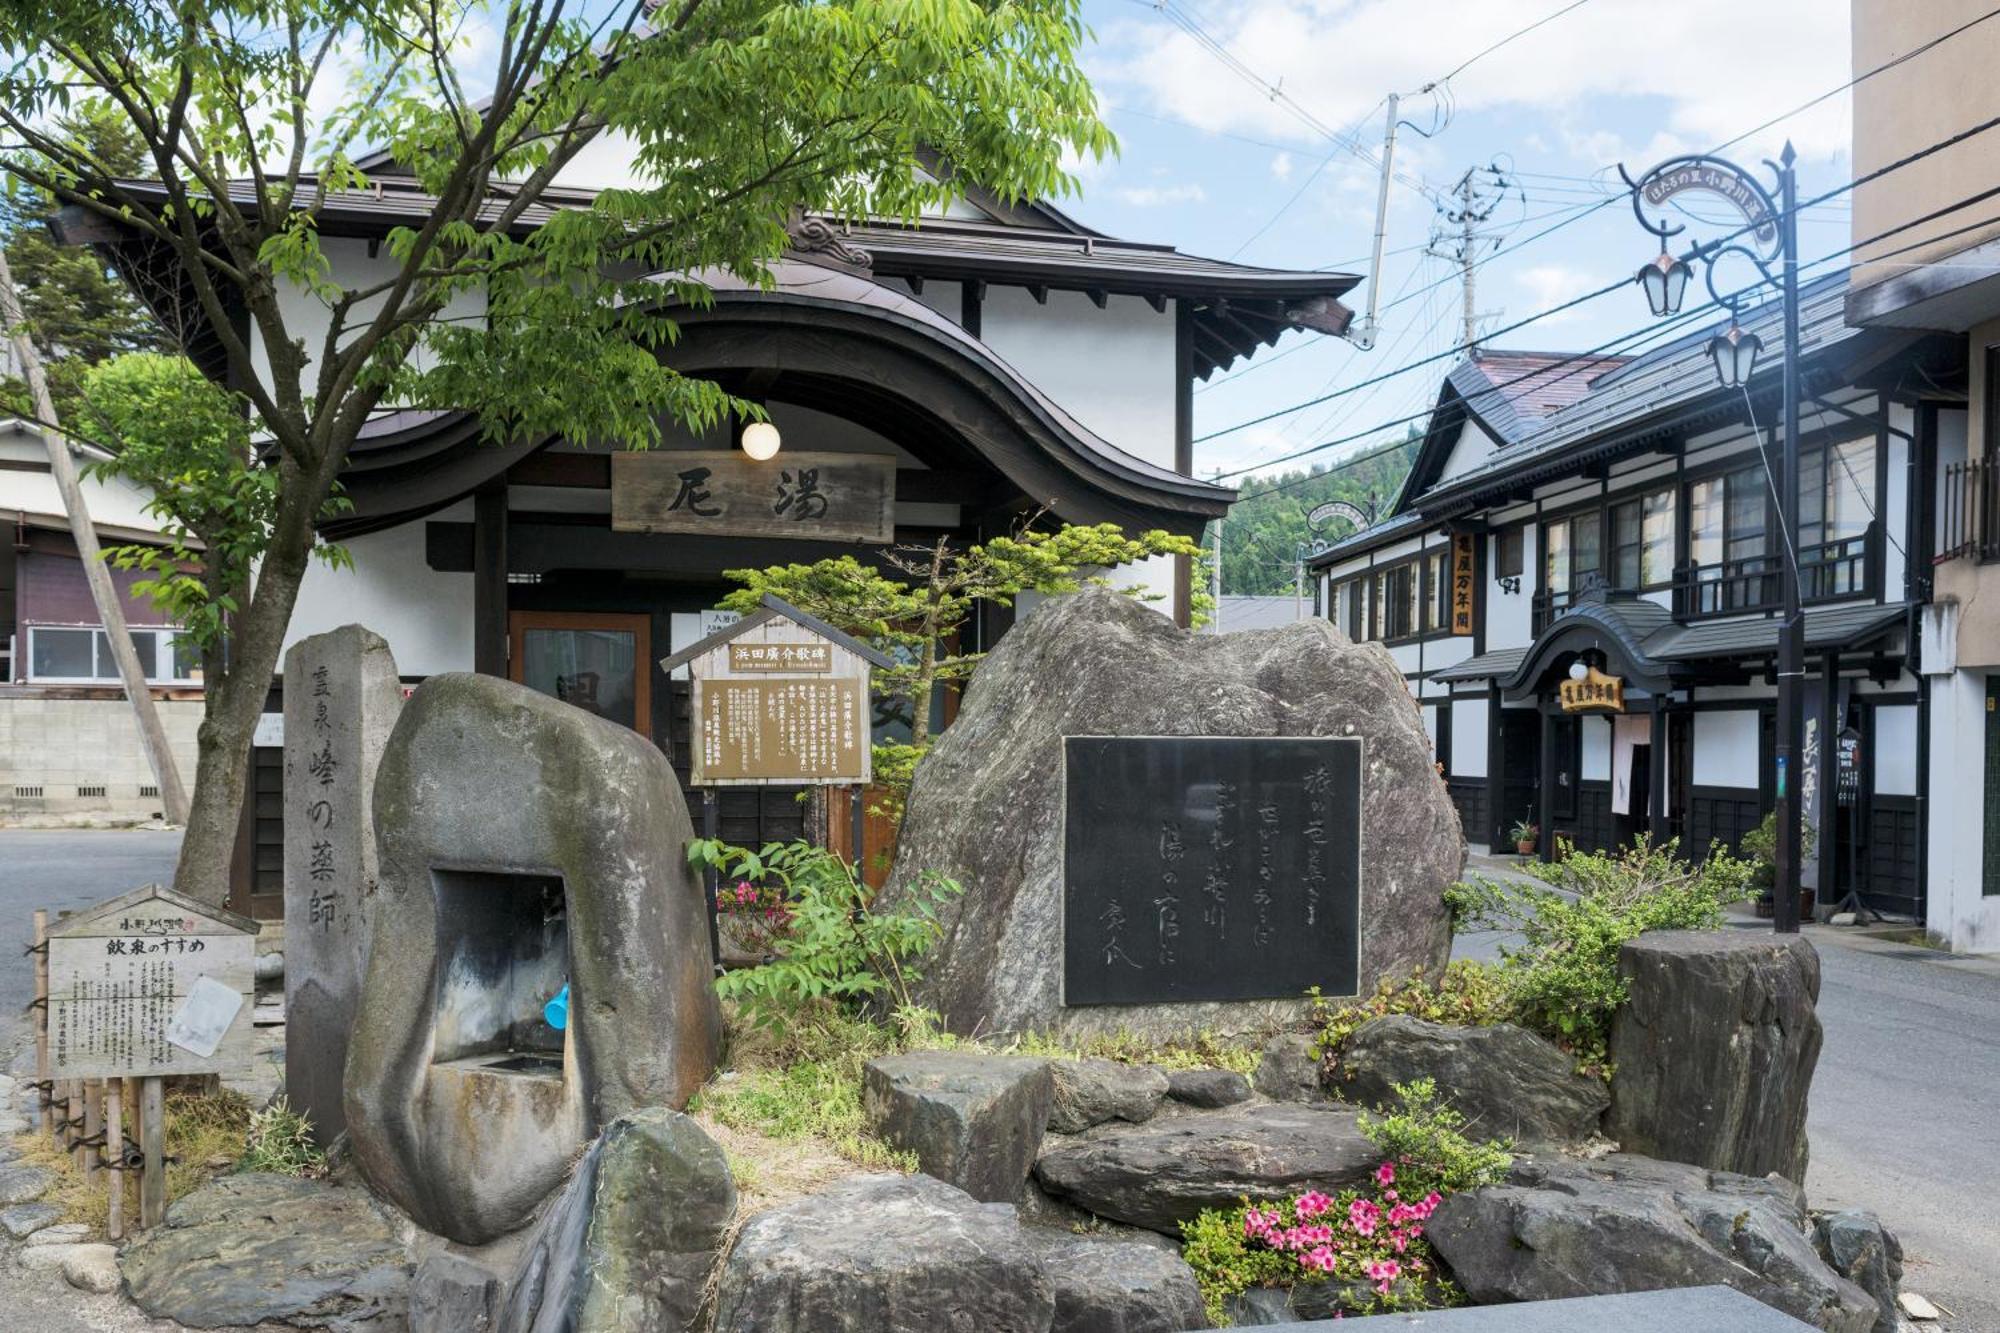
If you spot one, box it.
[1062,736,1362,1006]
[1636,159,1779,254]
[612,450,897,545]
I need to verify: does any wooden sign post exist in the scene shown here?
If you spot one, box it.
[46,884,257,1232]
[661,595,895,963]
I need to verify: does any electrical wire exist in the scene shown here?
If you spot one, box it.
[1429,0,1596,88]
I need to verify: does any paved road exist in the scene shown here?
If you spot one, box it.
[0,829,184,1015]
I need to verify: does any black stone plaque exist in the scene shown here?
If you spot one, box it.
[1062,736,1362,1007]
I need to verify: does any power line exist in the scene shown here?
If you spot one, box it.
[1201,101,2000,448]
[1430,0,1595,87]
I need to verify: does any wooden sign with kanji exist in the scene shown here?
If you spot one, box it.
[46,884,257,1080]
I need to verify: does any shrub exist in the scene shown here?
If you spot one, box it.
[688,838,963,1031]
[1444,837,1755,1075]
[692,1010,917,1173]
[1180,1083,1495,1326]
[1310,961,1511,1075]
[241,1096,327,1177]
[1355,1077,1511,1201]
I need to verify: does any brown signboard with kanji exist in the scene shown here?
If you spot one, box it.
[611,450,896,545]
[1449,533,1476,636]
[47,884,257,1080]
[1560,665,1625,714]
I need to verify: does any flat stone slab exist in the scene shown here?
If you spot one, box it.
[0,1203,62,1239]
[121,1173,410,1329]
[1047,1059,1168,1134]
[1036,1102,1378,1234]
[1311,1286,1817,1329]
[1165,1068,1251,1108]
[0,1164,50,1206]
[1022,1227,1206,1333]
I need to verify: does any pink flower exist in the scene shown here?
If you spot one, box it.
[1375,1161,1396,1188]
[1295,1190,1332,1219]
[1300,1244,1337,1273]
[1365,1258,1402,1295]
[734,881,756,904]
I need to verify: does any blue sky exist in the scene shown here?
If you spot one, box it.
[1057,0,1856,484]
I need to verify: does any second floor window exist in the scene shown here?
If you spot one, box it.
[1543,511,1602,598]
[1610,489,1675,590]
[1688,465,1771,613]
[1800,436,1877,599]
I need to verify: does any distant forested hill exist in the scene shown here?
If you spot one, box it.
[1211,431,1418,595]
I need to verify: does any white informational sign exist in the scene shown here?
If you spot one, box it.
[47,884,257,1080]
[699,609,744,637]
[253,712,285,747]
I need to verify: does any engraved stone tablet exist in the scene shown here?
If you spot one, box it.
[1062,736,1362,1007]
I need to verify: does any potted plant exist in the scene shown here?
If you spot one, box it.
[1509,817,1539,857]
[1741,811,1816,920]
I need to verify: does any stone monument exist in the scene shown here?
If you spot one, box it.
[877,586,1459,1038]
[282,625,404,1147]
[344,673,723,1245]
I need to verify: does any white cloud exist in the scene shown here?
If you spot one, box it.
[1515,263,1597,325]
[1270,150,1295,181]
[1094,1,1851,165]
[1115,182,1210,207]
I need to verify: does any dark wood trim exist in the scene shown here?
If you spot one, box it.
[473,482,508,677]
[508,451,610,488]
[960,279,983,338]
[506,609,653,742]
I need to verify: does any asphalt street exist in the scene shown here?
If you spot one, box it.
[0,830,1994,1328]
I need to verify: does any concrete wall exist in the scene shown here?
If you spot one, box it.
[1852,2,2000,287]
[0,695,202,817]
[1926,666,2000,950]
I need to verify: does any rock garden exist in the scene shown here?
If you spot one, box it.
[1,592,1918,1332]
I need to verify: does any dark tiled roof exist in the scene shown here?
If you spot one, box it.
[1305,509,1431,568]
[1432,646,1528,682]
[1453,349,1632,444]
[1647,601,1910,661]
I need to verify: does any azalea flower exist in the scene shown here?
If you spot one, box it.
[1374,1161,1396,1188]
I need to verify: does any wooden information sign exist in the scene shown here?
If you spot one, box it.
[1449,533,1476,636]
[1062,736,1363,1006]
[661,594,896,788]
[48,884,257,1080]
[612,450,897,545]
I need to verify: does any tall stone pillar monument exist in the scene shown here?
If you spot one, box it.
[283,625,403,1146]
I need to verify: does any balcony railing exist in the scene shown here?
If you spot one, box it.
[1941,457,2000,563]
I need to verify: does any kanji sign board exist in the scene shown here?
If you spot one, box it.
[47,884,257,1080]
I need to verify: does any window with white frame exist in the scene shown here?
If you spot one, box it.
[25,626,200,686]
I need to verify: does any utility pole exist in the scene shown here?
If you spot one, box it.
[1428,166,1512,352]
[1210,512,1224,634]
[1353,92,1402,351]
[0,250,190,824]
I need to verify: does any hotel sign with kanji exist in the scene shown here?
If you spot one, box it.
[1449,533,1476,636]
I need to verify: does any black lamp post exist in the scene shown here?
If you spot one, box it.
[1620,145,1805,935]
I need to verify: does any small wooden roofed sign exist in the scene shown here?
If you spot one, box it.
[47,883,258,1080]
[661,594,896,787]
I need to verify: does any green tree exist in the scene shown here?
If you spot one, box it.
[75,353,351,691]
[1216,433,1417,595]
[720,523,1200,807]
[1,0,1112,904]
[0,105,164,420]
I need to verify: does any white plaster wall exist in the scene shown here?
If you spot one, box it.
[1486,522,1536,650]
[1452,696,1489,778]
[1873,704,1918,796]
[1581,715,1611,781]
[257,239,487,406]
[1693,710,1761,788]
[0,434,164,532]
[978,288,1177,468]
[282,500,474,677]
[1927,669,2000,951]
[1437,419,1504,484]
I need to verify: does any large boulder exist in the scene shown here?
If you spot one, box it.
[1428,1153,1878,1333]
[1166,1068,1252,1109]
[1021,1228,1209,1332]
[1337,1016,1609,1144]
[498,1108,736,1333]
[346,672,724,1245]
[875,587,1457,1038]
[861,1051,1053,1202]
[1035,1102,1379,1234]
[1607,931,1822,1183]
[1048,1059,1170,1134]
[120,1173,410,1330]
[1252,1034,1330,1104]
[712,1172,1056,1333]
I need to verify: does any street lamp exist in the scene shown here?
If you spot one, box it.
[1621,145,1805,936]
[1637,251,1691,317]
[1706,323,1763,389]
[740,419,782,461]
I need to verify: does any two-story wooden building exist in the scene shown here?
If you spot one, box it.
[1310,273,1963,925]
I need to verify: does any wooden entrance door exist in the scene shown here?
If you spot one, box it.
[508,611,652,740]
